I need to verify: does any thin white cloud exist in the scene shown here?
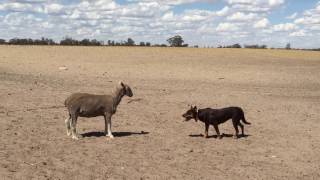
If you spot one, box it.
[216,22,239,32]
[44,3,64,14]
[273,23,297,31]
[227,0,285,12]
[0,2,43,13]
[292,1,320,35]
[286,12,297,19]
[253,18,270,28]
[216,6,230,16]
[289,30,307,37]
[227,12,257,21]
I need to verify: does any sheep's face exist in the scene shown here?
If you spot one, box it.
[124,85,133,97]
[119,81,133,97]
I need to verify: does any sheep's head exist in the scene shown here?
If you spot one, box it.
[119,81,133,97]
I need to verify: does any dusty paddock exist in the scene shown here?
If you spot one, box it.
[0,46,319,180]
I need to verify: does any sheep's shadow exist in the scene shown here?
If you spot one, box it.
[189,133,250,139]
[81,131,149,138]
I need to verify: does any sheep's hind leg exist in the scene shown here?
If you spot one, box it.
[65,115,72,136]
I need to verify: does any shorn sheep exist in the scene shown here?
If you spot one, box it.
[64,81,133,140]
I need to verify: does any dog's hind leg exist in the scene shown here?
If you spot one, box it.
[213,124,222,139]
[232,119,239,139]
[204,123,209,138]
[238,122,244,137]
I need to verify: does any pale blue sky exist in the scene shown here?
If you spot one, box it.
[0,0,319,48]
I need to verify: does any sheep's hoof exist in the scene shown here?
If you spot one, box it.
[72,134,82,140]
[67,131,72,136]
[106,134,114,139]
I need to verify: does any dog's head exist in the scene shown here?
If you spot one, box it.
[182,105,198,122]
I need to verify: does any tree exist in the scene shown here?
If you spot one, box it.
[222,44,241,48]
[232,43,241,48]
[60,37,79,46]
[167,35,184,47]
[244,44,267,49]
[139,42,145,46]
[80,39,90,46]
[126,38,135,46]
[0,39,6,44]
[286,43,291,50]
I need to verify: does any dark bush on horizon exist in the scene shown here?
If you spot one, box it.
[218,44,242,48]
[244,44,267,49]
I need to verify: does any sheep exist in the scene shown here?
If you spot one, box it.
[64,81,133,140]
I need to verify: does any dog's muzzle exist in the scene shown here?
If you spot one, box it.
[182,114,193,121]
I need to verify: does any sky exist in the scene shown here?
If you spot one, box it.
[0,0,319,48]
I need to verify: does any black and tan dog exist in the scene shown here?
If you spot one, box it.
[182,106,251,139]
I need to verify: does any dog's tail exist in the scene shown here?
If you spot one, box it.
[241,115,251,125]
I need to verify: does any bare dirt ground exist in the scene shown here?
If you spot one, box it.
[0,46,319,180]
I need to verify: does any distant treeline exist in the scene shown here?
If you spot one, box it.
[218,44,267,49]
[0,36,187,47]
[217,43,320,51]
[0,36,319,51]
[0,37,157,47]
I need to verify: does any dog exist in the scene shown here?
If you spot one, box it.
[182,105,250,139]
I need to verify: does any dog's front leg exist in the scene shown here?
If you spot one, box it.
[204,123,209,138]
[213,124,222,139]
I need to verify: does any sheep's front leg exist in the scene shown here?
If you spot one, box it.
[65,115,72,136]
[71,113,82,140]
[104,113,114,138]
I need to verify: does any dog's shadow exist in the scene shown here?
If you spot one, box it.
[82,131,149,138]
[189,133,250,139]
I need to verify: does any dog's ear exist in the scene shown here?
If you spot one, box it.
[194,106,197,110]
[119,81,125,87]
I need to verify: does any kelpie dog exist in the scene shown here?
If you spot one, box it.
[182,106,250,139]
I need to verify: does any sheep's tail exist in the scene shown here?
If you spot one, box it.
[64,96,71,107]
[64,99,68,106]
